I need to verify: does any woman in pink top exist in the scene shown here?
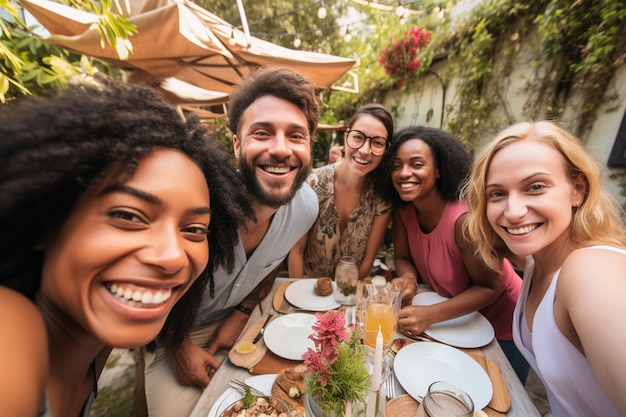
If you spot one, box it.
[386,126,528,382]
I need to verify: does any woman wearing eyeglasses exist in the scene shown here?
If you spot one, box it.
[288,104,393,280]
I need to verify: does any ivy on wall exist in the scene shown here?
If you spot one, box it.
[338,0,625,153]
[429,0,626,149]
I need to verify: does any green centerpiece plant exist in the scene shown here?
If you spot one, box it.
[303,310,371,417]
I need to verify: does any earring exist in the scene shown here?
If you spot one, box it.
[575,201,580,206]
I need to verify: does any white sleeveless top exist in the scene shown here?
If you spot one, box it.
[513,245,624,417]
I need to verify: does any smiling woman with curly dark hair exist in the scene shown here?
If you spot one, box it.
[0,77,253,417]
[386,126,529,384]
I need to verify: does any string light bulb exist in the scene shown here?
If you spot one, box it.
[395,2,405,17]
[293,34,301,48]
[344,27,352,42]
[317,0,327,19]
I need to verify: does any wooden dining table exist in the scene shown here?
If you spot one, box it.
[189,278,541,417]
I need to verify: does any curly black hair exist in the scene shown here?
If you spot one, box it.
[0,77,254,350]
[382,126,473,205]
[227,66,320,138]
[345,103,395,197]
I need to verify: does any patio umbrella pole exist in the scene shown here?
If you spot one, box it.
[235,0,251,47]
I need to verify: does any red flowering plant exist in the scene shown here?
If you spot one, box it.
[378,26,432,88]
[303,310,370,416]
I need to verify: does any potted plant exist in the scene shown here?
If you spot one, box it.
[302,310,374,417]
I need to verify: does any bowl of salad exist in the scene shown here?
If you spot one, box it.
[218,391,292,417]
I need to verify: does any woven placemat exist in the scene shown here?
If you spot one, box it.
[228,318,268,369]
[386,394,419,417]
[249,350,303,375]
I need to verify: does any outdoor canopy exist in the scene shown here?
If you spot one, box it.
[20,0,357,105]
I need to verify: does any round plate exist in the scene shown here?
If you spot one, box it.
[263,313,316,360]
[207,374,276,417]
[284,279,340,311]
[394,341,493,410]
[412,292,495,348]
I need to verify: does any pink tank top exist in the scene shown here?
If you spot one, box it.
[398,201,521,340]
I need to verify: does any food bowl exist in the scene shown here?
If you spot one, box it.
[217,394,292,417]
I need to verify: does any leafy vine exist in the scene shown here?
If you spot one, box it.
[411,0,626,149]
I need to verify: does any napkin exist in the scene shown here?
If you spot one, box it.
[272,282,293,314]
[228,317,269,369]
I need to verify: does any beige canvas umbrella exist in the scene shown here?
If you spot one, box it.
[20,0,356,105]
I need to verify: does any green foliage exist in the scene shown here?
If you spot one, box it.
[193,0,347,54]
[306,332,371,416]
[90,372,135,417]
[1,0,131,102]
[417,0,626,148]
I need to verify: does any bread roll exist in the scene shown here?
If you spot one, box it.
[271,365,307,415]
[314,277,333,296]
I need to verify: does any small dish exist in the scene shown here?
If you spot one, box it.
[284,279,341,311]
[263,313,316,360]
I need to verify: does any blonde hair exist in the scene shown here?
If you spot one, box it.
[462,120,626,271]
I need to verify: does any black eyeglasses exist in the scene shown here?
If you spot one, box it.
[345,130,390,156]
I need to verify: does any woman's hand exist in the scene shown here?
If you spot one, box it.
[391,275,417,306]
[398,305,434,336]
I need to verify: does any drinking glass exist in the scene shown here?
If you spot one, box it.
[334,256,359,305]
[416,381,474,417]
[359,282,401,352]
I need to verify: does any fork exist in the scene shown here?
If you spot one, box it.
[229,379,266,397]
[383,371,396,400]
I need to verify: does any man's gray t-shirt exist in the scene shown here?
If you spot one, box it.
[193,183,318,326]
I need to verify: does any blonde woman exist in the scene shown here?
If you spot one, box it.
[463,120,626,417]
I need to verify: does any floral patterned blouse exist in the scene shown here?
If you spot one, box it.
[302,164,391,277]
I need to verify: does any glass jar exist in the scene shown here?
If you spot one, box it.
[334,256,358,305]
[416,381,474,417]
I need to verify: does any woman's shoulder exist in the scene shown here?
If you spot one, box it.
[562,245,626,270]
[0,286,48,416]
[558,245,626,293]
[0,286,48,352]
[309,164,334,187]
[0,286,45,328]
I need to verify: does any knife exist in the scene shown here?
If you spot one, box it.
[252,313,273,344]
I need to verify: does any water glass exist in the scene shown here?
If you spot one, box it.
[416,381,474,417]
[334,256,359,305]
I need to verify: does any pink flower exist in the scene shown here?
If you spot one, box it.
[378,26,431,79]
[303,347,332,386]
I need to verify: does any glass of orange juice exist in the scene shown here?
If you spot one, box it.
[360,283,401,352]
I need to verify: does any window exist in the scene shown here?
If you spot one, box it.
[608,110,626,166]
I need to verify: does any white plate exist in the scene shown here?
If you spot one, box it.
[412,292,495,348]
[207,374,276,417]
[394,341,493,410]
[263,313,316,360]
[284,279,341,311]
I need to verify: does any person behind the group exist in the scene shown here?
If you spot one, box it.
[328,143,344,163]
[135,66,320,417]
[0,78,253,417]
[463,120,626,416]
[288,104,393,280]
[387,126,528,382]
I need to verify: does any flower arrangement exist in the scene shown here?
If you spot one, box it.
[378,26,432,88]
[303,310,371,417]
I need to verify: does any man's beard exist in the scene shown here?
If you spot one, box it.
[239,156,311,209]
